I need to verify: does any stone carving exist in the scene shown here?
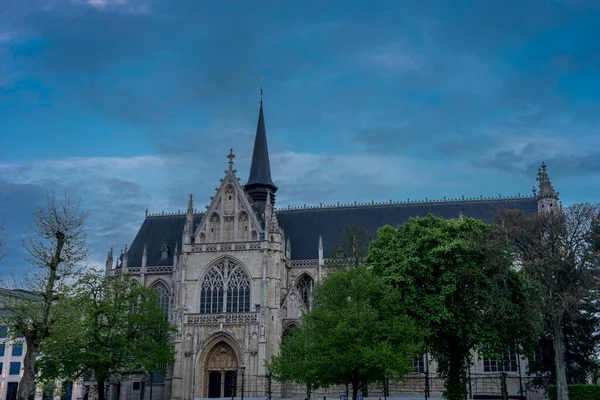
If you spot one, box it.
[206,342,237,370]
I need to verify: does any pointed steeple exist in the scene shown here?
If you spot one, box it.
[141,244,148,271]
[105,248,113,276]
[122,244,128,269]
[184,194,194,245]
[245,96,278,218]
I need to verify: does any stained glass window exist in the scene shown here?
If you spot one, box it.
[200,258,251,313]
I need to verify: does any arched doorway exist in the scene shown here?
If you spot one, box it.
[204,341,239,398]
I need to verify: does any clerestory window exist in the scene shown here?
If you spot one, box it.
[200,258,251,314]
[152,282,170,318]
[296,274,314,308]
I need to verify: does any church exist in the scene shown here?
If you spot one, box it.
[104,99,559,400]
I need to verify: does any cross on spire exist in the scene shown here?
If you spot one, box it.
[228,148,235,171]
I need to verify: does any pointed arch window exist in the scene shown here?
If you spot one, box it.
[152,282,170,318]
[296,274,314,308]
[200,259,251,314]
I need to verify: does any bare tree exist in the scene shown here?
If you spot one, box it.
[0,192,88,400]
[325,224,375,272]
[498,203,600,400]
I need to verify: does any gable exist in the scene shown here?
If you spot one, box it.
[193,170,263,243]
[281,286,306,320]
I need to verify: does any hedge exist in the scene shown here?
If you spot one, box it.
[548,384,600,400]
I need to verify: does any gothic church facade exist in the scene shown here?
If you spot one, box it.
[105,100,559,400]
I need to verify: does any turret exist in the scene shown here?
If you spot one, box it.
[245,99,278,219]
[141,243,148,272]
[122,244,128,269]
[105,248,113,276]
[183,194,194,245]
[536,162,559,213]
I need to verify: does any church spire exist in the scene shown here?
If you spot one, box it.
[245,88,278,218]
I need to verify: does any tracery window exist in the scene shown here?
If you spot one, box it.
[296,274,314,308]
[282,324,298,343]
[152,282,170,318]
[200,259,251,314]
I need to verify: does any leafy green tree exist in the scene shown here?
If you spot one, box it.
[37,271,176,400]
[498,203,600,400]
[270,267,422,400]
[325,225,375,272]
[367,215,542,400]
[0,192,88,400]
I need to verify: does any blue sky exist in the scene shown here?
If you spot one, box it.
[1,0,599,272]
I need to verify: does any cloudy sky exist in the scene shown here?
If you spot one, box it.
[1,0,599,272]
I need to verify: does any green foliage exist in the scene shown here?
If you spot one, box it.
[548,385,600,400]
[367,215,542,400]
[37,271,176,400]
[270,267,422,400]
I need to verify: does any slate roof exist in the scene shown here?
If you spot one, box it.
[125,214,202,268]
[123,197,537,267]
[277,197,538,260]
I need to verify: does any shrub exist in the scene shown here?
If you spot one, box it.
[548,384,600,400]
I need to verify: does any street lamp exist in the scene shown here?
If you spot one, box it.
[241,363,246,400]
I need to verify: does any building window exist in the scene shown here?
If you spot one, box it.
[152,282,169,318]
[200,258,250,314]
[0,343,5,356]
[133,382,141,391]
[12,344,23,357]
[296,274,314,308]
[0,326,7,338]
[413,355,425,373]
[483,349,518,372]
[9,362,21,375]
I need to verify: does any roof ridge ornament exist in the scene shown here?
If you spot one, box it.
[227,148,235,172]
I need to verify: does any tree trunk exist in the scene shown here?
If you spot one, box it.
[17,342,37,400]
[552,320,569,400]
[97,378,106,400]
[351,383,359,400]
[444,351,468,400]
